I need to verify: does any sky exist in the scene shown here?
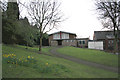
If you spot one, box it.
[47,0,104,40]
[18,0,106,40]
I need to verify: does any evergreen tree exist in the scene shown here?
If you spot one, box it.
[2,2,19,44]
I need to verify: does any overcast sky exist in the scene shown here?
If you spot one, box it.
[19,0,107,40]
[47,0,104,40]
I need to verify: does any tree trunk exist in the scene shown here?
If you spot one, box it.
[114,34,118,54]
[113,22,118,54]
[39,25,43,54]
[26,42,28,49]
[39,36,42,53]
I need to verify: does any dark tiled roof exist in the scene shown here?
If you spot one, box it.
[94,30,120,40]
[49,31,77,36]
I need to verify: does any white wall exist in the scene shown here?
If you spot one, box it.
[88,41,103,50]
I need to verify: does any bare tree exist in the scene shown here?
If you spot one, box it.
[19,0,63,53]
[0,0,7,12]
[95,0,120,53]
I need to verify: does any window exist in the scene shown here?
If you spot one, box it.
[72,40,74,42]
[108,40,114,45]
[108,40,111,44]
[79,41,81,44]
[83,41,85,44]
[108,40,114,50]
[111,40,114,44]
[79,40,85,44]
[53,34,60,39]
[62,33,69,39]
[67,40,69,42]
[65,40,67,42]
[68,40,70,42]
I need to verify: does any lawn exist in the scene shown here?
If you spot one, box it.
[2,45,118,78]
[57,46,118,67]
[16,45,52,54]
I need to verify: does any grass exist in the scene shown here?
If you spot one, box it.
[2,44,118,78]
[16,45,51,54]
[57,46,118,67]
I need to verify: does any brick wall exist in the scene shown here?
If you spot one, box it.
[48,35,53,46]
[62,40,77,46]
[99,39,120,51]
[50,41,58,46]
[49,33,76,46]
[77,39,88,48]
[69,34,76,39]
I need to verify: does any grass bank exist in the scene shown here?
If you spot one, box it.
[2,45,118,78]
[57,46,118,67]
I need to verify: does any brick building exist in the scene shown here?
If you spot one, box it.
[48,31,89,47]
[93,31,120,51]
[76,38,89,48]
[49,31,77,46]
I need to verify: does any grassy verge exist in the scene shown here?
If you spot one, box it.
[57,46,118,67]
[2,45,118,78]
